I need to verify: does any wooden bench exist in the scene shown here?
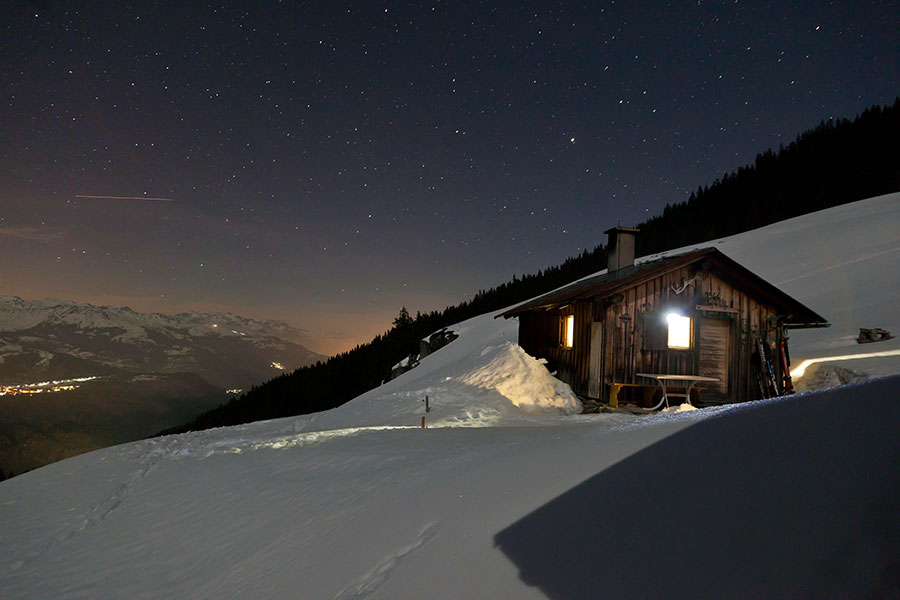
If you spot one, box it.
[606,382,657,408]
[606,379,712,409]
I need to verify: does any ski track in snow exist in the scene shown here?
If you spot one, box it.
[9,419,427,573]
[334,521,440,599]
[167,425,422,460]
[19,384,725,573]
[7,438,172,573]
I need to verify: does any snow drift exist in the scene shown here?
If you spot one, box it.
[459,342,581,415]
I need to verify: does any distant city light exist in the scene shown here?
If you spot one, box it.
[0,375,100,396]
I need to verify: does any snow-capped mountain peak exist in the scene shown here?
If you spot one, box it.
[0,297,324,388]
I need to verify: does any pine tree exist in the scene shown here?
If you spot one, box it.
[393,307,413,328]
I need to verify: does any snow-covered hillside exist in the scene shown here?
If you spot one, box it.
[1,193,898,598]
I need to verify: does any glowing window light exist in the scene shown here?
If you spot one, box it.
[564,315,575,348]
[667,313,691,349]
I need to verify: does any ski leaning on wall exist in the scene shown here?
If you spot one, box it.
[755,335,780,398]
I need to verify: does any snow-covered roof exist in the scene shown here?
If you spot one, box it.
[499,247,829,326]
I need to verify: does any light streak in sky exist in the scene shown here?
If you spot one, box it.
[790,349,900,378]
[75,194,173,202]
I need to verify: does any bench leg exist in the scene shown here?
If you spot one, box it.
[608,384,621,408]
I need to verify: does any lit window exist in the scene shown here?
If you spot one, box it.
[563,315,575,348]
[667,313,691,349]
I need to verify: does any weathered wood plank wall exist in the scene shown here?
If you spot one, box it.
[517,264,788,404]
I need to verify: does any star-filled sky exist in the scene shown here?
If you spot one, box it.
[2,1,898,355]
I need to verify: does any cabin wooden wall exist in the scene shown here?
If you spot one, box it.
[517,301,594,394]
[694,271,786,402]
[596,266,786,403]
[518,265,788,404]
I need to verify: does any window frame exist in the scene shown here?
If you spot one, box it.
[561,314,575,349]
[666,312,693,350]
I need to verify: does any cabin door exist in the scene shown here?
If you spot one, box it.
[588,321,603,398]
[699,317,730,401]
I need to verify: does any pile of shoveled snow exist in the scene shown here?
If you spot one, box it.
[291,313,582,431]
[459,342,581,415]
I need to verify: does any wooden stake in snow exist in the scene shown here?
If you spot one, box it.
[421,416,426,428]
[424,395,431,413]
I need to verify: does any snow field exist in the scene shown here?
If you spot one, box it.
[0,402,705,598]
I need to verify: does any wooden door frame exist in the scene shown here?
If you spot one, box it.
[698,314,734,400]
[588,321,603,399]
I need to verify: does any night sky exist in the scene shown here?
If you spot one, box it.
[2,2,898,355]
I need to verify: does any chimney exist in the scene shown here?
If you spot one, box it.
[604,226,639,279]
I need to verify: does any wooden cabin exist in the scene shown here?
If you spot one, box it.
[500,228,829,407]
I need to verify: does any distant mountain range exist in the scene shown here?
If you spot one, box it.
[0,296,325,388]
[0,297,325,476]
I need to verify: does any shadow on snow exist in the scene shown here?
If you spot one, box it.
[495,375,900,599]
